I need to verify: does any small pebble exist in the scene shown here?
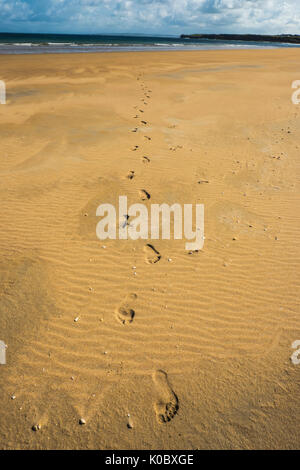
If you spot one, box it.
[74,317,79,323]
[11,395,16,400]
[79,418,86,425]
[32,424,41,432]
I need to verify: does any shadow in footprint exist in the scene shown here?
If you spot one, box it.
[144,244,161,264]
[116,293,137,325]
[139,189,151,200]
[153,370,179,423]
[127,170,135,180]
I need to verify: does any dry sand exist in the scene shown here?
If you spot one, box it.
[0,49,299,449]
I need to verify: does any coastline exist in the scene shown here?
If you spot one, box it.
[181,33,300,44]
[0,48,299,449]
[0,32,300,54]
[0,45,295,55]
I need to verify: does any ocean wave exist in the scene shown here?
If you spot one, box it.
[9,43,34,46]
[0,38,298,54]
[47,42,77,46]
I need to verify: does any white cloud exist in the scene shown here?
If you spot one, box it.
[0,0,300,35]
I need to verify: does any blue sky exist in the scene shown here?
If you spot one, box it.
[1,0,299,36]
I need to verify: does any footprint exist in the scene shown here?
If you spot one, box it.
[139,189,151,200]
[169,145,183,152]
[116,293,137,325]
[121,214,130,228]
[144,244,161,264]
[142,156,150,163]
[197,180,209,184]
[127,170,135,180]
[153,370,179,423]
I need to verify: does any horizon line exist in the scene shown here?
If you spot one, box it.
[0,31,296,38]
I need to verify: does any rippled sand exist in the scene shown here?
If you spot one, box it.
[0,49,299,449]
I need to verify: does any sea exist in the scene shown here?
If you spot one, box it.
[0,32,299,54]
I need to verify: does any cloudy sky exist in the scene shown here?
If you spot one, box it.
[1,0,299,36]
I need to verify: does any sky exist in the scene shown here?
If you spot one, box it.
[0,0,300,36]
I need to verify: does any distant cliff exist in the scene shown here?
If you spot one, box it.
[180,34,300,44]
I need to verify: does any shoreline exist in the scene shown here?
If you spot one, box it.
[0,46,298,59]
[0,45,299,55]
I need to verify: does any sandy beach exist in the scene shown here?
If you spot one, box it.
[0,49,299,449]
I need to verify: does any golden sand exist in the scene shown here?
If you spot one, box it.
[0,49,299,449]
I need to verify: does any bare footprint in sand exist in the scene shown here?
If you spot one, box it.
[139,189,151,200]
[116,293,137,324]
[127,170,135,180]
[153,370,179,423]
[144,244,161,264]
